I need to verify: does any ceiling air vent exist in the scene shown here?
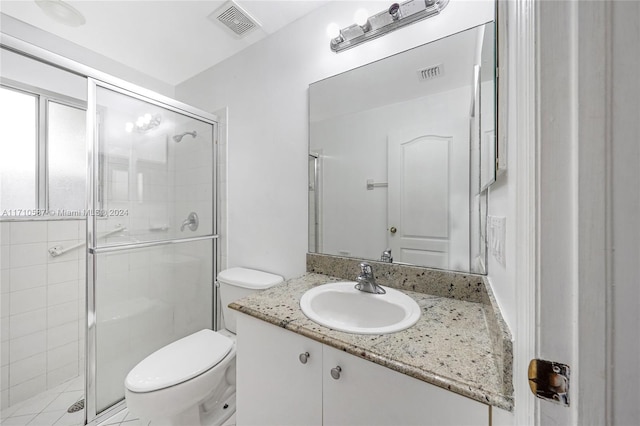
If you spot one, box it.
[209,1,260,38]
[417,64,444,81]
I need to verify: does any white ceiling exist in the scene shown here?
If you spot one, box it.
[0,0,328,86]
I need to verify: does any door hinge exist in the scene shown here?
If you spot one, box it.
[528,359,570,407]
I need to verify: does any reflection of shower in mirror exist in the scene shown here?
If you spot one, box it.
[172,130,197,142]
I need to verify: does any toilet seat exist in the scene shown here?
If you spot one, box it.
[125,329,233,392]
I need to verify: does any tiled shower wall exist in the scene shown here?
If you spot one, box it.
[0,219,85,409]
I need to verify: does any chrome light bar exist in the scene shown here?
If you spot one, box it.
[330,0,450,53]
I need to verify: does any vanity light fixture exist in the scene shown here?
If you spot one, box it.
[329,0,449,53]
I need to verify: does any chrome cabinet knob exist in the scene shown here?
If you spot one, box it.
[390,226,397,234]
[330,366,342,380]
[299,352,310,364]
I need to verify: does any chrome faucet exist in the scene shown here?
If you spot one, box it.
[380,248,393,263]
[355,262,386,294]
[180,212,199,232]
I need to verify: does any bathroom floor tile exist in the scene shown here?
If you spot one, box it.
[1,376,84,426]
[10,392,58,417]
[1,413,37,425]
[52,410,84,426]
[42,390,82,412]
[121,419,149,426]
[221,412,236,426]
[62,376,83,392]
[97,409,128,425]
[1,403,23,420]
[26,410,64,425]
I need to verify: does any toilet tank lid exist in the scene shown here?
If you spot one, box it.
[125,329,232,392]
[217,267,283,289]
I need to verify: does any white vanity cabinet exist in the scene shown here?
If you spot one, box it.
[322,343,489,425]
[236,313,323,426]
[236,313,490,426]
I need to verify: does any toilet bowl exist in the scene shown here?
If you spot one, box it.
[124,267,283,426]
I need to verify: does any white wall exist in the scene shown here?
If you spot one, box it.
[176,0,495,279]
[486,159,514,329]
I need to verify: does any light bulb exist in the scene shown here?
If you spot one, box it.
[136,117,145,127]
[143,113,152,124]
[125,122,134,133]
[354,9,369,27]
[326,22,340,39]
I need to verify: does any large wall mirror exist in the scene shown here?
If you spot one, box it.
[309,22,496,275]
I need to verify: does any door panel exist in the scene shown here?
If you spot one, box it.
[388,120,468,269]
[323,345,488,426]
[236,315,322,426]
[88,81,217,416]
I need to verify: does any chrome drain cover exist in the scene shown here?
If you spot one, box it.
[67,399,84,413]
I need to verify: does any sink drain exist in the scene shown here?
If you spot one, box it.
[67,399,84,413]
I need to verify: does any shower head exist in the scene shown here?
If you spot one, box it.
[172,131,197,143]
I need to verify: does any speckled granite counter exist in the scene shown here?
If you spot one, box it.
[230,269,514,411]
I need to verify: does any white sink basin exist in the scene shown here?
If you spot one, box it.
[299,282,421,334]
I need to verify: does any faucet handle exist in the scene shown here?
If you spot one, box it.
[359,262,373,277]
[381,248,393,263]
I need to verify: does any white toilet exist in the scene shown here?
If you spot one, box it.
[124,267,284,426]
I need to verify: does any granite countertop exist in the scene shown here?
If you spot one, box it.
[229,272,514,411]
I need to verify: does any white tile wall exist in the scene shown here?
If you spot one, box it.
[1,341,9,366]
[9,331,46,361]
[1,270,9,294]
[10,222,47,245]
[10,287,47,316]
[0,219,85,408]
[10,243,49,269]
[10,265,47,292]
[9,309,46,339]
[48,301,78,329]
[10,353,46,384]
[1,246,11,270]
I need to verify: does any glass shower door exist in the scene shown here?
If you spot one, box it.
[86,80,217,419]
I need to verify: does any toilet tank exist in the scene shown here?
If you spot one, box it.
[217,267,284,333]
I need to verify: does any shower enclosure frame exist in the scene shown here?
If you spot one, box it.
[0,34,221,425]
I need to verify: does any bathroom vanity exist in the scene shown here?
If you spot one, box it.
[237,313,487,426]
[230,256,513,425]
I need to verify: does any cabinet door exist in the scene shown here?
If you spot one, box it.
[236,314,323,426]
[322,345,489,426]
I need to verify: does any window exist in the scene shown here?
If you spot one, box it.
[0,86,37,212]
[48,101,86,211]
[0,84,86,217]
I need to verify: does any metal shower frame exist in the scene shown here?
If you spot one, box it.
[0,33,220,425]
